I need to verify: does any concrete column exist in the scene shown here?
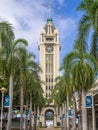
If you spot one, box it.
[57,34,59,43]
[42,114,45,127]
[56,106,58,116]
[92,95,96,130]
[55,106,58,126]
[60,107,62,116]
[54,115,57,127]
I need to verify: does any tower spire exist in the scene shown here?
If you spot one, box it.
[48,0,52,18]
[41,0,56,19]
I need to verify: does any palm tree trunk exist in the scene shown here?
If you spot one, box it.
[82,88,88,130]
[34,104,36,130]
[61,103,64,130]
[72,92,76,130]
[20,86,24,130]
[7,74,13,130]
[36,106,40,128]
[30,92,33,130]
[64,100,67,130]
[61,101,66,130]
[66,96,69,130]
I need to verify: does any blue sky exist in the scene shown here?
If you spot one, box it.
[0,0,82,65]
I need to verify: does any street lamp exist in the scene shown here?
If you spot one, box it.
[0,87,7,130]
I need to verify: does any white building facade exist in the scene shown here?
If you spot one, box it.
[38,18,61,127]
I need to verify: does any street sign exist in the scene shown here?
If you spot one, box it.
[4,95,10,107]
[68,109,72,117]
[86,95,92,108]
[25,109,29,116]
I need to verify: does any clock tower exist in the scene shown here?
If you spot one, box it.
[38,18,61,127]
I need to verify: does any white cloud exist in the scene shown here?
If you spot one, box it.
[0,0,77,61]
[0,0,47,54]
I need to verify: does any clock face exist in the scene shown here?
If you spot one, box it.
[46,45,53,53]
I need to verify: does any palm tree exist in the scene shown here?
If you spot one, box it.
[74,1,98,127]
[16,47,44,130]
[63,50,96,130]
[76,0,98,60]
[75,2,98,127]
[16,49,33,130]
[25,61,44,130]
[0,37,28,130]
[30,78,44,130]
[52,74,71,130]
[61,58,77,130]
[0,20,14,86]
[0,21,14,46]
[0,20,14,130]
[6,39,28,130]
[0,19,44,130]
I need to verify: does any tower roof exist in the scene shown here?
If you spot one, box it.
[43,18,56,34]
[47,18,53,22]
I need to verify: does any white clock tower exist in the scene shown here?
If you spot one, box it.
[38,18,61,127]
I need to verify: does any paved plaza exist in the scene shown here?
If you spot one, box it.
[39,127,61,130]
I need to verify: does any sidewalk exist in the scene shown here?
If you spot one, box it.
[39,126,61,130]
[11,127,61,130]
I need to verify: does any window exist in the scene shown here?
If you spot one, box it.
[46,37,54,41]
[46,78,48,82]
[46,93,48,98]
